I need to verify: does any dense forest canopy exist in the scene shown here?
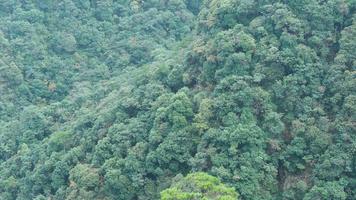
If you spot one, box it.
[0,0,355,199]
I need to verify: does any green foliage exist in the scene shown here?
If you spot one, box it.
[51,32,77,53]
[0,0,355,200]
[160,172,238,200]
[69,164,100,190]
[304,180,348,200]
[48,131,72,151]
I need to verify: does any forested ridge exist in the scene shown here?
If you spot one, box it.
[0,0,355,199]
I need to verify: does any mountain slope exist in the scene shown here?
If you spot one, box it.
[0,0,355,200]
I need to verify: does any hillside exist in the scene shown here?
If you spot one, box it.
[0,0,355,199]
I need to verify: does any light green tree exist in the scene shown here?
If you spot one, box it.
[161,172,238,200]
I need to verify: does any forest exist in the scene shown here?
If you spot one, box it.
[0,0,355,199]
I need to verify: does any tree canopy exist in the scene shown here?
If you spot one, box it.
[161,172,238,200]
[0,0,355,200]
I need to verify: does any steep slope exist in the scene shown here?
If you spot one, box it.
[0,1,355,200]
